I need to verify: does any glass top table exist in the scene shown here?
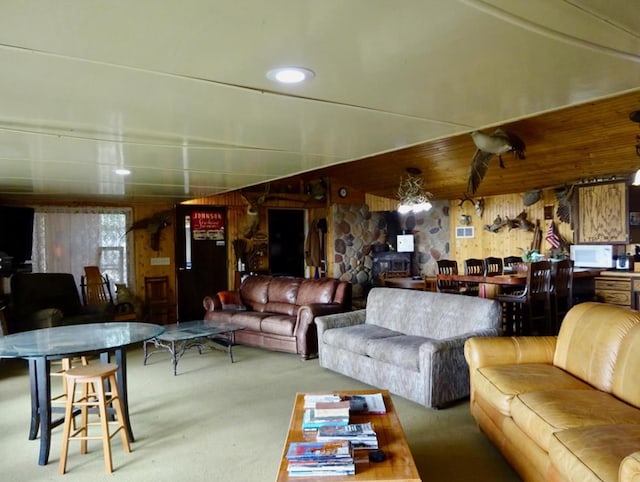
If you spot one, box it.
[0,321,163,358]
[143,320,245,376]
[0,322,164,465]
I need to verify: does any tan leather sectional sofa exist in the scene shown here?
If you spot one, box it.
[465,302,640,482]
[203,275,351,359]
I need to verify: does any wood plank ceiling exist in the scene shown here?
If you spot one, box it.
[313,90,640,202]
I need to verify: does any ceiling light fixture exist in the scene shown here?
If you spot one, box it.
[397,167,433,214]
[266,67,315,84]
[114,168,131,176]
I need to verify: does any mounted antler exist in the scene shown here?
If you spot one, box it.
[458,193,475,209]
[459,193,484,217]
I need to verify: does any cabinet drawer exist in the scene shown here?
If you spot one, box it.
[595,279,631,291]
[633,279,640,291]
[597,290,631,306]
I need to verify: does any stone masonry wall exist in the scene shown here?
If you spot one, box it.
[332,201,451,300]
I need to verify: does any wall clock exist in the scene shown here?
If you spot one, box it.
[338,187,348,198]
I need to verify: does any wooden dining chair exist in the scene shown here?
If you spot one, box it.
[463,258,484,296]
[144,276,172,325]
[436,260,462,294]
[551,259,574,334]
[484,257,503,276]
[497,260,553,336]
[503,256,522,272]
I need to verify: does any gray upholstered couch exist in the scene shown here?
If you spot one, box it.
[315,287,502,408]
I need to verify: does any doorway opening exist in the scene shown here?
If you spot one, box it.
[268,209,305,277]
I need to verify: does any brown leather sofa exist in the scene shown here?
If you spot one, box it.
[203,275,352,359]
[464,302,640,482]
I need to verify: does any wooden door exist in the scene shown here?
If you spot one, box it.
[175,205,228,321]
[268,209,305,277]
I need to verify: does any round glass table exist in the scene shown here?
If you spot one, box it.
[0,322,164,465]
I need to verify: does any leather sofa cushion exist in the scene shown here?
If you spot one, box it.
[267,277,301,304]
[365,335,426,372]
[239,275,271,309]
[554,302,640,393]
[261,315,296,336]
[322,324,402,356]
[263,302,296,316]
[228,312,271,331]
[613,323,640,407]
[549,424,640,482]
[297,278,338,305]
[202,310,235,323]
[511,389,640,452]
[474,363,592,416]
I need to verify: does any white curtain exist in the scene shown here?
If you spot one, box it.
[31,206,133,290]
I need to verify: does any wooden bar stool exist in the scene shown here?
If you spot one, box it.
[59,363,131,474]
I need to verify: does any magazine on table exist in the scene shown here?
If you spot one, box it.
[304,392,386,414]
[341,393,386,414]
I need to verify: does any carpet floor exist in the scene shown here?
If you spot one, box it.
[0,343,520,481]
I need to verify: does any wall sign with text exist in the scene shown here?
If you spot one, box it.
[191,211,225,243]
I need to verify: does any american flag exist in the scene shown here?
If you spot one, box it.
[545,221,561,249]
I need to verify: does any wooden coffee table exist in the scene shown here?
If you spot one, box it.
[276,389,421,481]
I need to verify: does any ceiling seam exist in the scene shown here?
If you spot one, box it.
[457,0,640,63]
[0,42,471,129]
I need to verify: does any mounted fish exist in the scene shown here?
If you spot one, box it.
[523,189,542,207]
[466,129,526,195]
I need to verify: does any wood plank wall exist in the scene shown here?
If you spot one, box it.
[186,191,329,288]
[131,202,176,320]
[448,190,574,261]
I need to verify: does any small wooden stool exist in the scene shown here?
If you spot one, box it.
[59,363,131,474]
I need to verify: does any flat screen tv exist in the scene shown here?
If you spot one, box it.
[0,206,35,265]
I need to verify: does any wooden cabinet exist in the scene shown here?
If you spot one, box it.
[594,274,640,309]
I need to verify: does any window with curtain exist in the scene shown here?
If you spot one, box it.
[31,206,133,289]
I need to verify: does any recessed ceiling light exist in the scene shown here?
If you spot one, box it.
[114,168,131,176]
[266,67,315,84]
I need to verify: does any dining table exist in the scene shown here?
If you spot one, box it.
[0,321,164,466]
[436,273,527,298]
[436,267,603,298]
[381,276,438,292]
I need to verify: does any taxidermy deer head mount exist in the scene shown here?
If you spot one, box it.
[239,185,271,239]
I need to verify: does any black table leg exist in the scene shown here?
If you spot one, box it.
[33,357,51,465]
[28,358,39,440]
[114,347,134,442]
